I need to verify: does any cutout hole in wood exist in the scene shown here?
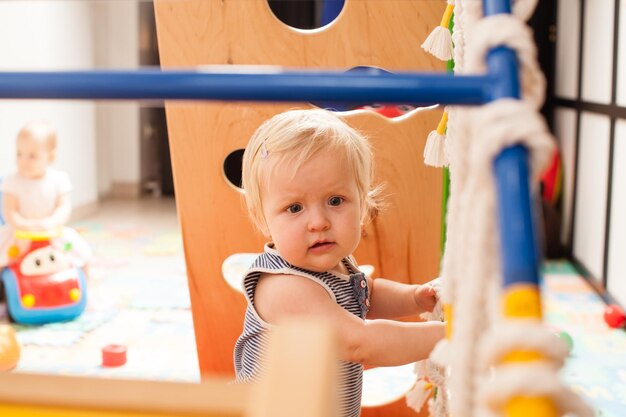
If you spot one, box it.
[267,0,344,30]
[223,149,245,189]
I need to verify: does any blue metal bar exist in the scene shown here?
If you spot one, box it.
[484,0,541,287]
[0,68,491,105]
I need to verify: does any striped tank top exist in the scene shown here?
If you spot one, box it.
[233,244,370,417]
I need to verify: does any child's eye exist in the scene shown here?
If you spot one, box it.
[287,204,303,214]
[328,196,343,206]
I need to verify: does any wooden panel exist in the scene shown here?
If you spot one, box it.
[249,319,337,417]
[153,1,444,401]
[0,372,247,417]
[349,110,443,283]
[0,323,335,417]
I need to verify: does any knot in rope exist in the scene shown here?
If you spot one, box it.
[470,98,554,181]
[466,14,546,109]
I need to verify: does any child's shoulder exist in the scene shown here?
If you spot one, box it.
[45,168,70,180]
[256,271,327,298]
[250,244,288,269]
[45,168,73,191]
[1,173,24,192]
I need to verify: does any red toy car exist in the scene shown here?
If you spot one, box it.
[1,230,87,325]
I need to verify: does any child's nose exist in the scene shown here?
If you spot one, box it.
[307,209,330,232]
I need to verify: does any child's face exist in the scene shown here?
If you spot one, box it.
[16,134,52,179]
[261,149,363,273]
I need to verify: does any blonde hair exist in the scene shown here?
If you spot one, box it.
[242,109,381,234]
[17,121,58,160]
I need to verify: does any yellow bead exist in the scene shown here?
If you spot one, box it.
[502,350,544,363]
[0,324,20,372]
[444,303,453,339]
[21,294,35,308]
[7,245,19,259]
[503,285,542,319]
[505,396,557,417]
[69,288,81,302]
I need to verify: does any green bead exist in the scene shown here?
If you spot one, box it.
[556,330,574,352]
[64,242,73,251]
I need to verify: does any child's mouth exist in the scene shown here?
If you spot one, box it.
[310,241,333,251]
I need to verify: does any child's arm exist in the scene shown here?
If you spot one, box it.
[2,193,37,230]
[366,277,438,320]
[255,273,445,367]
[2,192,71,231]
[37,192,72,230]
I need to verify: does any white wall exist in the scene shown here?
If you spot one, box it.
[555,0,580,99]
[608,120,626,306]
[93,2,140,197]
[553,2,626,306]
[573,113,611,281]
[0,2,98,207]
[581,0,614,104]
[0,1,140,206]
[618,0,626,106]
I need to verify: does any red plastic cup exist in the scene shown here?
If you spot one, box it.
[102,344,127,367]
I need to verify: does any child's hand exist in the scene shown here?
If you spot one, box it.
[27,218,58,232]
[414,282,439,314]
[16,218,39,231]
[38,218,58,231]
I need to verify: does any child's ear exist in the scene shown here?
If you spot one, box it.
[49,149,57,163]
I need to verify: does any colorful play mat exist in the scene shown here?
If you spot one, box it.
[2,218,200,382]
[543,261,626,417]
[1,212,623,416]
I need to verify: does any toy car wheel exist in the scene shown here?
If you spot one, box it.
[0,276,14,322]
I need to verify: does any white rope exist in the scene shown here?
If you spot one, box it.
[479,321,570,370]
[477,364,595,417]
[455,98,554,417]
[435,2,557,416]
[420,2,593,416]
[437,2,488,415]
[422,26,455,62]
[431,1,472,415]
[469,99,554,176]
[465,14,546,109]
[460,0,539,23]
[513,0,539,22]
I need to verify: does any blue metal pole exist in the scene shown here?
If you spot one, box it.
[0,69,491,105]
[483,2,541,286]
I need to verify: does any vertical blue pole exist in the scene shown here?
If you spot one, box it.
[484,0,541,289]
[483,3,556,417]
